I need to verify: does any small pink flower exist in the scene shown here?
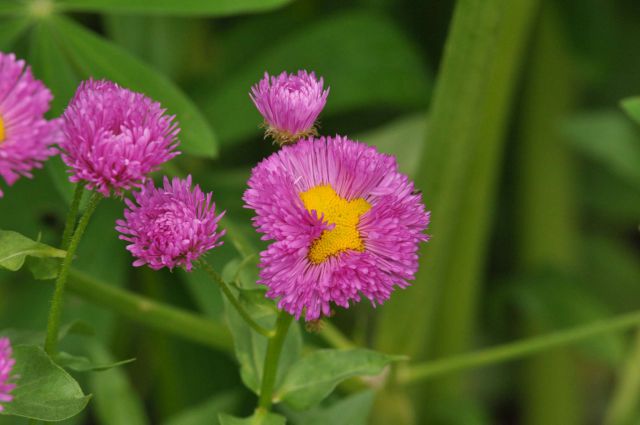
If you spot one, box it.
[250,70,329,145]
[60,79,180,196]
[116,175,225,271]
[0,337,16,411]
[0,52,58,198]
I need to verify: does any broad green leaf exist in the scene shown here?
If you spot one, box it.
[565,111,640,188]
[25,256,59,280]
[225,289,301,394]
[288,390,375,425]
[218,411,285,425]
[56,352,136,372]
[621,97,640,125]
[56,0,292,16]
[48,15,217,158]
[1,345,91,421]
[204,11,431,145]
[0,230,65,272]
[164,392,241,425]
[0,18,30,50]
[276,349,403,410]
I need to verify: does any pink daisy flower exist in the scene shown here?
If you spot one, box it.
[116,175,225,271]
[244,135,430,320]
[0,337,15,412]
[60,79,180,196]
[0,52,58,198]
[250,70,329,145]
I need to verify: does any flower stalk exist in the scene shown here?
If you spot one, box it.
[258,311,293,411]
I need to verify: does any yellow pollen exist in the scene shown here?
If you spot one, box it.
[300,184,371,264]
[0,115,4,143]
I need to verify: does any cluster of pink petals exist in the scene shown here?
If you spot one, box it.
[0,337,15,412]
[244,135,430,320]
[116,175,225,271]
[250,70,328,143]
[0,52,58,197]
[60,79,180,196]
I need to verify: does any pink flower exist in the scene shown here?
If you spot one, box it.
[244,135,430,320]
[116,175,225,271]
[60,79,180,196]
[250,70,329,145]
[0,52,58,198]
[0,337,15,411]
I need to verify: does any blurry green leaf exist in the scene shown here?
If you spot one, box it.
[276,349,403,410]
[621,97,640,125]
[357,113,427,178]
[0,329,42,346]
[48,15,217,158]
[164,392,241,425]
[0,2,26,17]
[0,18,29,49]
[225,289,301,394]
[1,345,91,421]
[205,11,431,145]
[25,256,59,280]
[565,110,640,187]
[218,412,285,425]
[288,390,375,425]
[56,352,136,372]
[56,0,292,16]
[0,229,65,272]
[88,343,149,425]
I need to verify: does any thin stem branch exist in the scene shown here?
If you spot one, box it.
[258,311,293,411]
[60,183,84,250]
[400,310,640,385]
[44,192,101,354]
[199,261,274,338]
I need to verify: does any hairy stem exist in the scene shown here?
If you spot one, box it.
[60,183,84,250]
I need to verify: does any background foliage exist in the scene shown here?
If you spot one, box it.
[1,0,640,423]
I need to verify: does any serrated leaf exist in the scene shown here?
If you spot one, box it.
[46,15,217,158]
[218,411,285,425]
[56,352,136,372]
[56,0,292,16]
[0,345,91,421]
[621,97,640,125]
[0,230,65,272]
[276,349,403,410]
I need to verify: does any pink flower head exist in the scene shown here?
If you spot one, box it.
[116,175,225,271]
[250,70,329,145]
[0,52,58,198]
[0,337,15,411]
[60,79,180,196]
[244,135,430,320]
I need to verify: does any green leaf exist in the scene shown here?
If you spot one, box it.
[218,411,286,425]
[276,349,404,410]
[225,289,301,394]
[288,390,375,425]
[0,18,30,50]
[47,15,217,158]
[204,11,431,145]
[56,352,136,372]
[56,0,293,16]
[621,97,640,125]
[1,345,91,421]
[164,392,241,425]
[0,230,65,272]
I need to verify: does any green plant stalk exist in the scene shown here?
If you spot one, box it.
[60,183,84,250]
[199,260,274,338]
[376,0,540,360]
[66,268,234,351]
[257,311,293,411]
[400,309,640,385]
[514,8,581,425]
[44,192,101,354]
[604,329,640,425]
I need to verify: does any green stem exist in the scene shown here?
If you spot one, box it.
[258,311,293,411]
[604,328,640,425]
[399,309,640,385]
[44,192,101,354]
[60,183,84,250]
[199,261,274,338]
[66,268,233,351]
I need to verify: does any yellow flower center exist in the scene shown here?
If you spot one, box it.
[0,115,5,143]
[300,184,371,264]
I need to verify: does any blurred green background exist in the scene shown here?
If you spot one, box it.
[1,0,640,423]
